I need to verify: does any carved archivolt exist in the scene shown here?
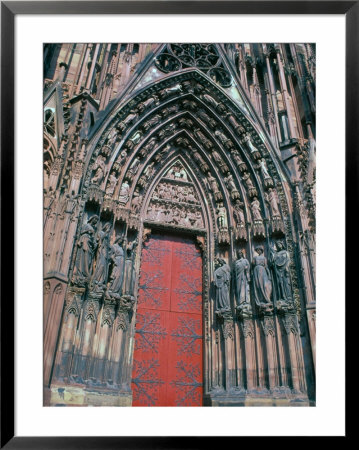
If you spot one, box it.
[53,69,304,396]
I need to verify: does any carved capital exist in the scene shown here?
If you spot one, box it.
[222,319,234,340]
[236,303,253,320]
[242,318,255,339]
[261,315,275,337]
[282,313,299,335]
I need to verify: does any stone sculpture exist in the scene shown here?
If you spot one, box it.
[252,246,272,306]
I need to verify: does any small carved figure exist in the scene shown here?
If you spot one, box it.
[198,110,217,128]
[201,93,220,109]
[139,137,157,158]
[216,204,228,229]
[73,215,99,279]
[251,197,263,221]
[207,173,220,194]
[137,96,158,114]
[128,157,141,176]
[211,149,223,166]
[194,128,212,149]
[194,210,203,228]
[159,84,182,99]
[91,155,106,185]
[234,250,250,306]
[117,111,138,132]
[252,246,272,306]
[242,172,257,197]
[124,240,138,295]
[131,189,142,215]
[266,188,280,217]
[258,159,271,179]
[215,130,230,145]
[105,173,118,196]
[108,236,125,294]
[270,241,293,303]
[116,150,127,167]
[244,134,261,157]
[118,181,130,204]
[214,258,231,313]
[129,131,142,145]
[193,149,209,172]
[224,173,237,193]
[92,222,111,286]
[233,199,245,224]
[142,114,162,132]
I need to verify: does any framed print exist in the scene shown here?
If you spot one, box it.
[1,1,352,447]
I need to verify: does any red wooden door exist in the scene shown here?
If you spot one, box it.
[131,234,203,406]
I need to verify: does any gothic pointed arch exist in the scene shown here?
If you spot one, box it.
[49,66,310,406]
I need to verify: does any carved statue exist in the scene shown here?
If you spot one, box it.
[129,131,142,145]
[131,189,142,215]
[266,188,280,217]
[91,155,106,185]
[128,157,141,176]
[194,129,212,149]
[214,258,231,313]
[207,173,220,194]
[108,236,125,294]
[252,246,272,306]
[124,240,138,295]
[270,241,293,303]
[105,173,118,196]
[201,93,220,110]
[258,159,271,179]
[216,204,228,229]
[215,130,229,145]
[234,250,250,306]
[92,222,111,286]
[119,181,130,204]
[226,113,244,134]
[137,95,158,113]
[233,199,245,224]
[143,114,161,132]
[198,110,217,128]
[139,137,157,158]
[244,134,261,157]
[192,149,209,172]
[251,197,263,221]
[224,173,237,193]
[211,150,223,166]
[73,215,99,280]
[116,150,127,167]
[159,84,182,99]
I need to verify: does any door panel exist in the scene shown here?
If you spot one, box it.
[132,234,203,406]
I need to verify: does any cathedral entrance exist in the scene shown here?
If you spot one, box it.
[131,234,203,406]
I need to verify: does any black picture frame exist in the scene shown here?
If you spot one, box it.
[1,1,352,447]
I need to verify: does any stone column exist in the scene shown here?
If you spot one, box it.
[85,43,100,91]
[241,317,257,391]
[71,291,101,381]
[92,297,116,381]
[276,46,297,139]
[221,319,236,390]
[43,282,65,385]
[53,286,85,381]
[260,312,280,391]
[76,44,92,94]
[106,296,135,387]
[282,312,307,393]
[263,48,282,140]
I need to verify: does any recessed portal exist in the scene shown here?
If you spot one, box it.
[131,234,203,406]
